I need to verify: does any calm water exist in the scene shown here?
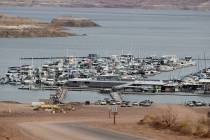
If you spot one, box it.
[0,7,210,103]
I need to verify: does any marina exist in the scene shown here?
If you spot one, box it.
[0,7,210,104]
[1,53,210,105]
[0,54,197,92]
[1,52,210,105]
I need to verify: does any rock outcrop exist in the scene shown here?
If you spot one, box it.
[51,16,99,27]
[0,14,74,38]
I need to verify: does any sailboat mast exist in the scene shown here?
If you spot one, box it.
[203,50,207,72]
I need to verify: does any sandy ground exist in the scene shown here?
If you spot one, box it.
[0,101,210,140]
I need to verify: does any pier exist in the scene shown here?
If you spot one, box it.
[20,56,109,60]
[20,56,210,61]
[49,87,67,104]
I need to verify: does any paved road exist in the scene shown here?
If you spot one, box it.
[19,122,148,140]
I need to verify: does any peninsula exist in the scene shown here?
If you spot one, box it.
[0,14,73,38]
[0,14,99,38]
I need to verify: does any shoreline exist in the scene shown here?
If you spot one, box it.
[0,3,210,11]
[0,5,210,11]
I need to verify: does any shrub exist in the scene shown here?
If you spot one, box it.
[161,108,177,128]
[194,123,208,137]
[150,115,163,128]
[138,114,156,125]
[139,109,210,138]
[176,120,195,135]
[140,107,177,129]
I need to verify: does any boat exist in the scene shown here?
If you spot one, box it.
[159,65,174,72]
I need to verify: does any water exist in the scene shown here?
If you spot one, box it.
[0,7,210,103]
[0,85,109,103]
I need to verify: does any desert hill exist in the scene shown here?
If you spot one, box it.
[0,0,210,10]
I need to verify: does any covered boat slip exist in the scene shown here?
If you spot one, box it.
[198,79,210,94]
[65,79,179,93]
[65,79,128,88]
[113,80,178,93]
[4,77,207,94]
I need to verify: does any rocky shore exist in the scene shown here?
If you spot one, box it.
[0,28,72,38]
[51,16,99,27]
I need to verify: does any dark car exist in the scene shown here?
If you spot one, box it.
[139,100,153,107]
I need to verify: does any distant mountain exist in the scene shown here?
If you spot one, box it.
[0,0,210,10]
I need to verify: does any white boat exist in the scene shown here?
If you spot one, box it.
[41,78,55,86]
[23,79,35,85]
[159,65,174,72]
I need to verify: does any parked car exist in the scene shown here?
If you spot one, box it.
[121,103,127,107]
[139,100,153,107]
[185,101,194,107]
[193,101,207,106]
[94,100,101,105]
[110,100,117,105]
[120,101,132,107]
[104,98,111,104]
[85,100,90,105]
[116,101,121,105]
[109,100,116,105]
[185,101,207,107]
[127,102,133,107]
[132,101,139,106]
[100,100,107,105]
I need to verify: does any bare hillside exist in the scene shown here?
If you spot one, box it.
[0,0,210,10]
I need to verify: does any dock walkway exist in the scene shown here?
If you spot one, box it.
[110,92,122,102]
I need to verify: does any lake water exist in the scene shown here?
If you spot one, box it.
[0,7,210,103]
